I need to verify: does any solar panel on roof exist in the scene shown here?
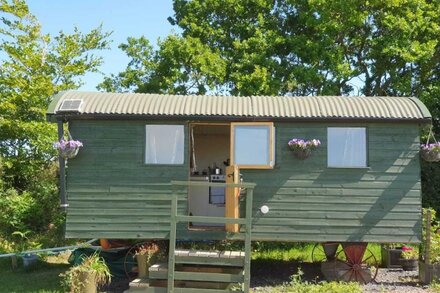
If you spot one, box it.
[58,99,82,112]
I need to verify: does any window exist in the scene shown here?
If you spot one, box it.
[231,122,274,169]
[327,127,367,168]
[145,125,184,164]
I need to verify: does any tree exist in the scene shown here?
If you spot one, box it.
[100,0,440,117]
[99,35,226,95]
[0,0,110,190]
[0,0,110,237]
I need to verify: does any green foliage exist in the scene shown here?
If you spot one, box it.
[60,253,111,293]
[401,246,419,260]
[421,160,440,213]
[261,268,362,293]
[99,34,226,94]
[0,254,68,292]
[11,230,42,252]
[0,188,34,233]
[0,0,110,190]
[0,237,14,253]
[102,0,440,105]
[0,0,110,248]
[422,208,440,264]
[430,281,440,293]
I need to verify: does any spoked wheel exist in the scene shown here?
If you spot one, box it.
[123,241,149,280]
[333,243,379,283]
[311,242,342,262]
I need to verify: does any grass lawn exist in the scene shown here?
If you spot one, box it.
[0,243,382,292]
[0,253,70,293]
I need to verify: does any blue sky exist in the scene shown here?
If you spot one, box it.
[27,0,177,90]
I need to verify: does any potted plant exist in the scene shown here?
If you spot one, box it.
[420,142,440,162]
[135,242,160,278]
[61,253,111,293]
[399,245,418,271]
[12,230,42,269]
[53,139,83,159]
[287,138,321,159]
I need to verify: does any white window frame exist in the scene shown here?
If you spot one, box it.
[230,122,275,169]
[327,127,367,168]
[145,124,184,165]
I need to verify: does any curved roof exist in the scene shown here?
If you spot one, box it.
[47,91,431,122]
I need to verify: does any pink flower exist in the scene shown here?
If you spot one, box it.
[402,246,413,252]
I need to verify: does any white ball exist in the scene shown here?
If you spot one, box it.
[260,205,269,214]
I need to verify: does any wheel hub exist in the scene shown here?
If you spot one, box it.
[352,263,361,271]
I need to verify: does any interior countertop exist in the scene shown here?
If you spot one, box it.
[190,175,209,181]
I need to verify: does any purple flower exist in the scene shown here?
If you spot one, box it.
[288,138,321,150]
[421,142,440,152]
[53,139,83,151]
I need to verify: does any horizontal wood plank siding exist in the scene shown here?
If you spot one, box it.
[65,120,422,243]
[65,120,188,238]
[244,122,422,243]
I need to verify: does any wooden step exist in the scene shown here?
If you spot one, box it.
[124,278,234,292]
[174,249,245,267]
[149,263,244,283]
[144,287,244,293]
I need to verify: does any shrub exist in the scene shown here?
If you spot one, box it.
[0,189,35,234]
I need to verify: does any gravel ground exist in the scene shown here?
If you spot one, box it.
[251,260,435,293]
[104,260,435,292]
[364,267,432,293]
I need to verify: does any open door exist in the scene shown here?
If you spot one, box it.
[225,164,240,232]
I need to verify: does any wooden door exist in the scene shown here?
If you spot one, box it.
[225,165,240,232]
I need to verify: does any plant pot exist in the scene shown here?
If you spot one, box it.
[22,253,39,268]
[136,255,150,278]
[292,148,312,160]
[381,246,402,268]
[76,271,97,293]
[400,258,418,271]
[59,146,79,159]
[421,149,440,162]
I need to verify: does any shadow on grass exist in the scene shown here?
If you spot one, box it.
[0,257,70,293]
[251,259,324,288]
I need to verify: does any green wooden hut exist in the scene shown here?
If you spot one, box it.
[47,91,431,291]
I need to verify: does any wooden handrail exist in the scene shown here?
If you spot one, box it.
[167,180,254,293]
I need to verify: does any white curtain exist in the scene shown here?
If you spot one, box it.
[145,125,184,164]
[327,127,366,167]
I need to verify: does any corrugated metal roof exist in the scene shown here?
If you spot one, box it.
[47,91,431,121]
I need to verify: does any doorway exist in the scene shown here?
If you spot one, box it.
[188,124,230,228]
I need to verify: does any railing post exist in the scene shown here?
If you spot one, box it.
[167,186,178,293]
[426,209,431,265]
[243,186,253,292]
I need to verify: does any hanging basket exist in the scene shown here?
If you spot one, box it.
[292,148,312,160]
[59,146,80,159]
[53,138,83,159]
[421,127,440,163]
[288,138,320,160]
[421,149,440,163]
